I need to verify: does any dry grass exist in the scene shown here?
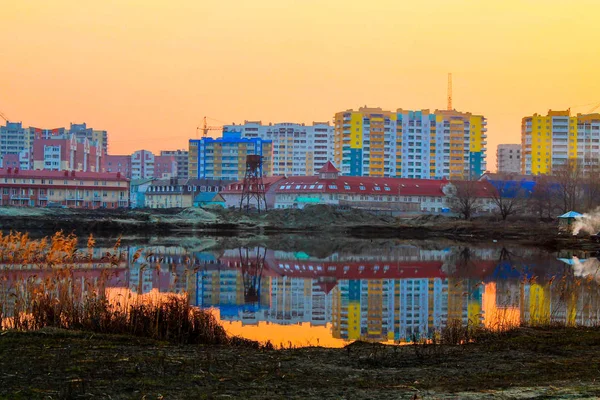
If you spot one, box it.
[0,231,231,345]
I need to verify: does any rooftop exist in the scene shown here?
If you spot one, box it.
[0,168,128,181]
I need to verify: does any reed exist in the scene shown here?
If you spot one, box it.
[0,231,229,345]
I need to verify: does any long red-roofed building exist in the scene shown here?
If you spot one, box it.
[0,168,129,208]
[273,161,497,213]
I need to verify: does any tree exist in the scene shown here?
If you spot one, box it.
[528,174,558,220]
[582,161,600,212]
[489,177,527,221]
[446,180,483,220]
[552,159,583,213]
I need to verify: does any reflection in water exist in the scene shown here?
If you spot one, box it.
[2,239,600,346]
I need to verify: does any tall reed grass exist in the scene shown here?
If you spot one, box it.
[0,231,230,345]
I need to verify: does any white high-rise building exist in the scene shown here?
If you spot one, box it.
[222,121,334,176]
[496,144,522,174]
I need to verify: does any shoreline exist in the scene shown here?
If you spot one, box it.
[0,206,597,252]
[2,327,600,399]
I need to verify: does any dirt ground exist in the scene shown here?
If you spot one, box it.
[2,327,600,399]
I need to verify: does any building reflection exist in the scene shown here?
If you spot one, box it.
[3,242,600,344]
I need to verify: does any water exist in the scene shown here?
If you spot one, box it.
[2,234,600,347]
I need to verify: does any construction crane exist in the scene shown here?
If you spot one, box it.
[0,111,9,123]
[196,116,223,138]
[587,103,600,114]
[447,73,453,111]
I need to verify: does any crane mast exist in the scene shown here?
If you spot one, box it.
[447,73,453,111]
[196,116,223,138]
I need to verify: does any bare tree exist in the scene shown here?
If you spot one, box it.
[552,159,583,213]
[447,180,483,220]
[489,177,527,221]
[582,161,600,212]
[528,174,558,220]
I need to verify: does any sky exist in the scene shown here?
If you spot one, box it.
[2,0,600,170]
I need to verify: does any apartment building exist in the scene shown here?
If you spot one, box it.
[105,151,176,179]
[0,152,29,171]
[522,110,600,175]
[32,123,108,155]
[104,155,132,177]
[496,144,521,174]
[131,150,155,179]
[66,123,108,155]
[0,122,36,156]
[188,131,272,181]
[1,122,109,163]
[222,121,334,176]
[333,107,487,179]
[32,133,102,172]
[160,149,189,178]
[0,168,129,208]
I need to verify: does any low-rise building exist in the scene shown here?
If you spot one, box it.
[145,178,225,208]
[0,168,129,208]
[273,162,497,214]
[129,178,153,208]
[220,176,287,209]
[193,192,226,208]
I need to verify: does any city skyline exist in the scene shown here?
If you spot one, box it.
[2,1,600,171]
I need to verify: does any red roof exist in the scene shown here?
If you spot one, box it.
[222,176,287,194]
[318,161,339,174]
[0,168,129,181]
[274,175,449,197]
[449,180,497,198]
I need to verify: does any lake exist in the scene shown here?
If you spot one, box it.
[2,234,599,347]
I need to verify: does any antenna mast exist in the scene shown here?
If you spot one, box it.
[447,73,453,111]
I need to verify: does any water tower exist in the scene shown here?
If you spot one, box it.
[240,154,267,212]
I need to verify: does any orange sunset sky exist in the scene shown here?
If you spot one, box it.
[2,0,600,170]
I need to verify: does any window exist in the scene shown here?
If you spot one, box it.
[344,185,351,190]
[359,185,366,190]
[384,187,391,191]
[374,186,381,191]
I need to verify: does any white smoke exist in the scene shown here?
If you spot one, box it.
[572,207,600,235]
[572,256,600,278]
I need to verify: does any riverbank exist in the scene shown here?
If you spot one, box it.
[0,205,596,251]
[2,327,600,399]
